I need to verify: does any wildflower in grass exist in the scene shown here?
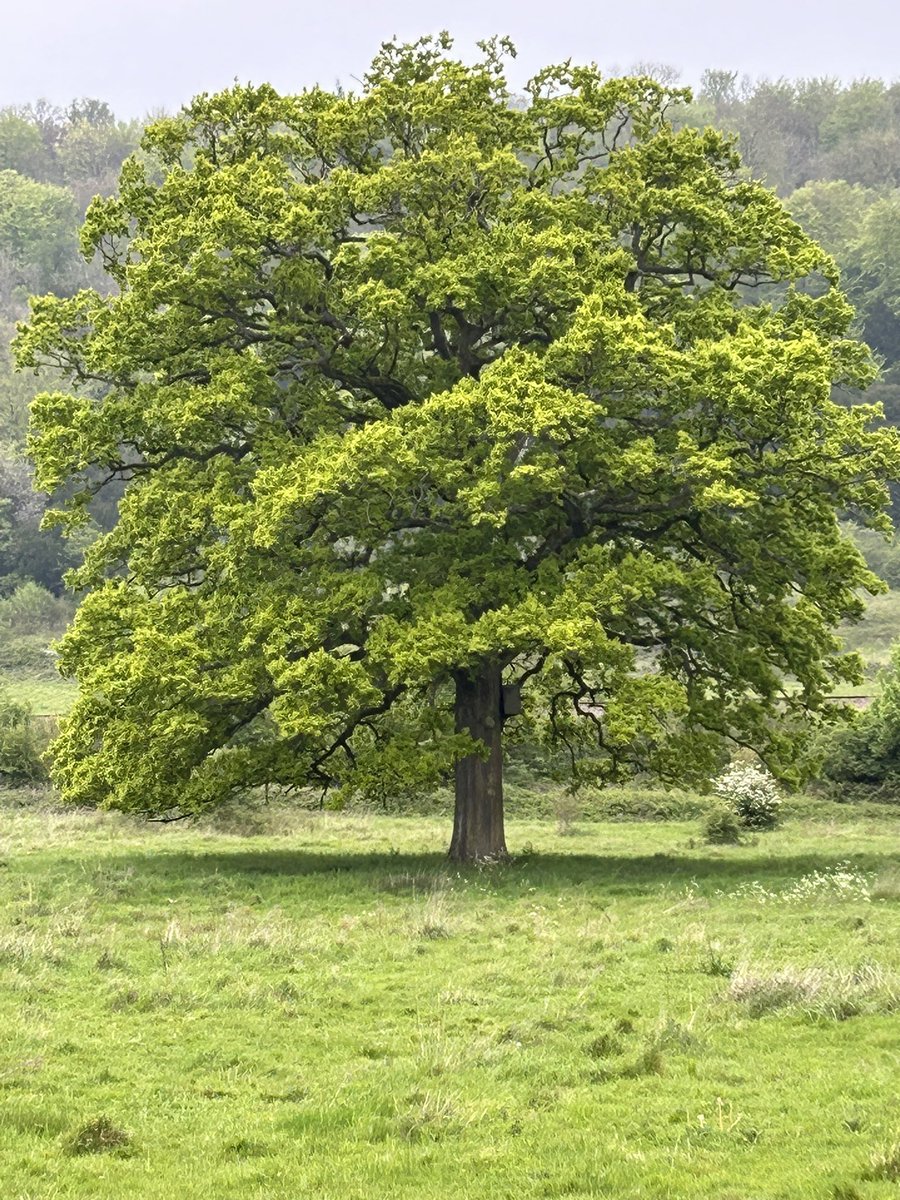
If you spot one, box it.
[721,863,872,904]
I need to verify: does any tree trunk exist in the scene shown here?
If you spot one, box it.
[449,662,507,862]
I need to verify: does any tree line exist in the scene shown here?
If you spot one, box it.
[0,100,143,593]
[683,72,900,444]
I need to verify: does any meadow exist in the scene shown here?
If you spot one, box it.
[1,792,899,1199]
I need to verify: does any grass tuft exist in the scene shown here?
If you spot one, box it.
[831,1185,864,1200]
[727,963,900,1019]
[223,1137,270,1159]
[862,1139,900,1182]
[700,942,734,977]
[396,1092,470,1142]
[95,949,127,971]
[871,869,900,901]
[586,1031,622,1059]
[64,1115,131,1156]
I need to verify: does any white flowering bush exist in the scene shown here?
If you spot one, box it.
[712,763,781,830]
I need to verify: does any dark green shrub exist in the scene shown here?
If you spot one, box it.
[0,689,48,784]
[0,580,71,636]
[703,803,743,844]
[596,786,708,821]
[0,631,61,677]
[821,642,900,791]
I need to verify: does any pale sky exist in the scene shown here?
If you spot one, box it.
[5,0,899,117]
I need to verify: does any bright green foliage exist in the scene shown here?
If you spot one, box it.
[16,37,900,817]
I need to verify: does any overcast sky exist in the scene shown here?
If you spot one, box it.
[5,0,899,117]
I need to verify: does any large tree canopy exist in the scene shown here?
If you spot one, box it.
[17,36,900,858]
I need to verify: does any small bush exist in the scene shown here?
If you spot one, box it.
[820,640,900,790]
[0,581,71,636]
[0,689,48,784]
[703,803,743,844]
[713,763,781,830]
[553,793,581,835]
[701,943,734,977]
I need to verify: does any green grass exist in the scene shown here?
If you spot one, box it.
[840,589,900,674]
[0,674,77,716]
[1,797,900,1198]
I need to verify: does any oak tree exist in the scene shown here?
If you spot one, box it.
[18,37,899,859]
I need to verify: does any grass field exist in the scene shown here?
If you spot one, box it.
[1,675,78,716]
[1,796,899,1199]
[839,589,900,675]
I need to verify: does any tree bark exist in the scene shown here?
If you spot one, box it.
[449,662,507,862]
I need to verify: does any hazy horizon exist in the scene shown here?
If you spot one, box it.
[4,0,900,118]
